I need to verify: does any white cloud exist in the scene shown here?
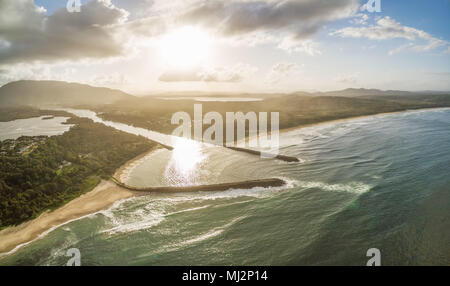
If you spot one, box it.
[349,13,369,25]
[90,72,130,86]
[159,63,258,83]
[0,63,76,84]
[278,38,321,55]
[331,16,449,54]
[266,62,302,83]
[334,72,360,84]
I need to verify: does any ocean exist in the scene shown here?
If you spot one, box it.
[1,108,449,266]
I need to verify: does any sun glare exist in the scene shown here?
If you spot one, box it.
[165,137,206,186]
[159,26,211,68]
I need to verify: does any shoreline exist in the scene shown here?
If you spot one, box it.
[1,107,447,257]
[279,107,450,134]
[0,180,136,255]
[0,148,161,256]
[113,146,162,183]
[231,107,449,161]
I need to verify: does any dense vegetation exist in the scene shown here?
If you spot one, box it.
[0,117,154,228]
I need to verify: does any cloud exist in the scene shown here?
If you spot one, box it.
[0,63,76,84]
[90,72,130,86]
[111,0,154,20]
[0,0,129,64]
[159,64,257,83]
[334,72,360,84]
[0,0,362,65]
[277,38,321,55]
[331,16,449,54]
[178,0,359,54]
[181,0,358,37]
[349,13,369,25]
[266,62,302,83]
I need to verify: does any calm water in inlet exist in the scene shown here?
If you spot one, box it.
[0,116,71,140]
[1,108,449,265]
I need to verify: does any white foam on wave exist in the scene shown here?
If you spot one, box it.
[99,197,166,235]
[102,212,165,235]
[148,178,296,204]
[166,205,211,216]
[99,178,295,235]
[294,180,372,194]
[179,216,244,245]
[0,200,122,259]
[146,216,246,256]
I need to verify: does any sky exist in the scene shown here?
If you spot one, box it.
[0,0,449,94]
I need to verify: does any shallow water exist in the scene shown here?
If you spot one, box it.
[0,116,72,140]
[1,108,449,265]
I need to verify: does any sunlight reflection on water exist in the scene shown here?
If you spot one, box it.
[164,137,207,186]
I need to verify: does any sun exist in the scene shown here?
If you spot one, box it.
[159,26,212,69]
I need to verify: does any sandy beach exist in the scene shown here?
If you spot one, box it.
[0,139,239,255]
[0,180,135,254]
[0,148,160,255]
[279,107,448,134]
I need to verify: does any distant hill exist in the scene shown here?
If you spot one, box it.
[305,88,449,98]
[0,80,133,107]
[315,88,414,97]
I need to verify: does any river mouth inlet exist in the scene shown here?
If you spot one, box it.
[55,108,296,190]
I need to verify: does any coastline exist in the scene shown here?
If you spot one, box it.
[280,107,450,134]
[0,180,135,255]
[1,107,447,257]
[0,148,160,256]
[232,107,449,161]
